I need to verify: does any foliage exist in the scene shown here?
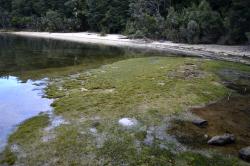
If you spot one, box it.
[41,10,63,32]
[0,0,249,44]
[225,0,250,44]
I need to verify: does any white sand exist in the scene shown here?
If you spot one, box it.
[4,31,250,64]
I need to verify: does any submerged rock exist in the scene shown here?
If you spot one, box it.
[239,146,250,162]
[192,118,208,127]
[208,134,235,145]
[10,144,20,153]
[118,118,138,128]
[42,134,56,142]
[90,128,98,134]
[157,82,165,86]
[218,69,250,95]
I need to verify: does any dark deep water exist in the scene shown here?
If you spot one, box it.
[0,34,144,151]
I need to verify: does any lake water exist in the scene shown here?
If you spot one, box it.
[0,34,146,151]
[0,34,249,158]
[0,76,52,150]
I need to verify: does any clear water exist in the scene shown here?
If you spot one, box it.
[0,34,145,151]
[1,34,249,157]
[0,76,52,150]
[0,34,139,78]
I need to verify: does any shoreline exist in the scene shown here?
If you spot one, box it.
[2,31,250,65]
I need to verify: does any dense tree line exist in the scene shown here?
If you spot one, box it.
[0,0,249,44]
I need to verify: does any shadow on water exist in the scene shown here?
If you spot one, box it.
[168,68,250,156]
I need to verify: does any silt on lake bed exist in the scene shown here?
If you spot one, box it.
[0,34,250,165]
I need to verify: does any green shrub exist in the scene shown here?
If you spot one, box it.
[41,10,64,32]
[187,20,200,43]
[246,32,250,43]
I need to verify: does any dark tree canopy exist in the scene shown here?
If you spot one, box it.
[0,0,249,44]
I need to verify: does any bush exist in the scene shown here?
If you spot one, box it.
[187,20,200,43]
[1,0,248,44]
[197,6,224,43]
[180,0,224,44]
[124,21,136,36]
[41,10,64,32]
[165,7,181,29]
[0,8,11,29]
[133,30,145,39]
[246,32,250,44]
[224,0,250,44]
[163,28,181,42]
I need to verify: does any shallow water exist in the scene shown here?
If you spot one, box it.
[0,34,146,151]
[0,34,250,160]
[169,95,250,154]
[168,68,250,156]
[0,76,52,150]
[0,34,140,79]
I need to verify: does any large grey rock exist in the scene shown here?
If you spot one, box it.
[239,146,250,162]
[208,134,235,145]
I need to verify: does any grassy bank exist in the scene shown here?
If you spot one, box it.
[1,57,250,165]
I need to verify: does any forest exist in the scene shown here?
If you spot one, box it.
[0,0,249,44]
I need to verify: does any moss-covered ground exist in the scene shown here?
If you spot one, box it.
[1,57,250,165]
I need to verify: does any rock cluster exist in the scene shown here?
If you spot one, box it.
[191,117,250,162]
[239,146,250,162]
[207,134,235,145]
[191,118,236,146]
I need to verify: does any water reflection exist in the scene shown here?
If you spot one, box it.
[0,34,148,151]
[0,76,52,151]
[0,34,141,78]
[0,34,146,152]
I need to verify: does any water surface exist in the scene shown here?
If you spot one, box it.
[168,69,250,155]
[1,34,250,158]
[0,34,139,79]
[0,34,144,151]
[0,76,52,150]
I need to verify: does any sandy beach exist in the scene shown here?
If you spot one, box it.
[3,31,250,65]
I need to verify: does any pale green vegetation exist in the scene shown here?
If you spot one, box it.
[1,57,250,165]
